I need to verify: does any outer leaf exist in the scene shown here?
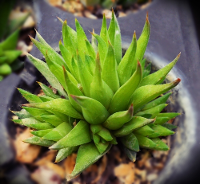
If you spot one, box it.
[50,120,91,149]
[117,32,137,85]
[31,129,52,137]
[55,147,78,163]
[151,138,169,151]
[23,98,83,119]
[135,104,167,118]
[142,93,171,110]
[11,109,31,119]
[133,125,155,137]
[27,54,67,97]
[24,136,55,147]
[109,61,142,114]
[134,134,156,149]
[122,146,137,162]
[13,118,54,130]
[102,42,119,93]
[120,133,139,152]
[148,124,174,138]
[132,13,150,73]
[43,122,73,141]
[37,82,60,99]
[30,37,67,69]
[131,78,181,112]
[62,20,76,56]
[38,115,63,127]
[69,143,111,180]
[103,104,133,130]
[75,19,88,61]
[139,53,181,86]
[4,50,22,64]
[100,14,110,45]
[162,123,177,130]
[114,116,155,137]
[18,88,42,103]
[71,95,110,124]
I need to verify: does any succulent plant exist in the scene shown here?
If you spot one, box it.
[0,0,29,81]
[12,11,181,180]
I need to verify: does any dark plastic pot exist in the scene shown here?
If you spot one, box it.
[1,0,200,183]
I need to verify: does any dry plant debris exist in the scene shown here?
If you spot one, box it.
[48,0,152,19]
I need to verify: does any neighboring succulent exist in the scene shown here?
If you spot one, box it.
[0,0,29,81]
[12,11,181,180]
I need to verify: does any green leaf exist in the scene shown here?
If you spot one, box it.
[109,61,142,114]
[11,109,31,119]
[114,116,154,137]
[103,104,133,130]
[133,14,150,73]
[117,32,137,85]
[135,104,167,118]
[100,14,110,45]
[37,115,63,127]
[59,40,72,72]
[95,141,110,154]
[91,32,108,66]
[27,54,67,97]
[30,37,67,69]
[37,82,60,99]
[93,134,101,144]
[24,136,55,147]
[0,29,19,50]
[43,122,73,141]
[13,118,54,130]
[156,112,180,119]
[85,39,96,60]
[162,123,177,130]
[18,88,43,103]
[113,10,122,64]
[76,53,93,96]
[75,19,88,61]
[143,62,151,78]
[62,20,76,56]
[23,98,83,119]
[142,93,171,110]
[139,53,180,86]
[134,134,156,149]
[102,42,119,93]
[50,120,91,149]
[71,95,110,124]
[131,78,181,112]
[148,124,174,138]
[55,147,78,163]
[90,53,114,109]
[22,107,52,121]
[122,146,137,162]
[120,133,139,152]
[31,129,52,137]
[0,63,11,75]
[4,50,22,64]
[90,124,102,134]
[91,30,98,53]
[151,138,169,151]
[153,117,170,125]
[133,125,155,137]
[69,143,111,180]
[39,95,53,102]
[97,128,113,141]
[63,66,83,112]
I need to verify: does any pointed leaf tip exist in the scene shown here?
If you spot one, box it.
[128,104,134,115]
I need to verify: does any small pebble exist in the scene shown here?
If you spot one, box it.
[147,173,158,182]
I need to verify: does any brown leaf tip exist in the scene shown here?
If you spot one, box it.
[128,103,134,115]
